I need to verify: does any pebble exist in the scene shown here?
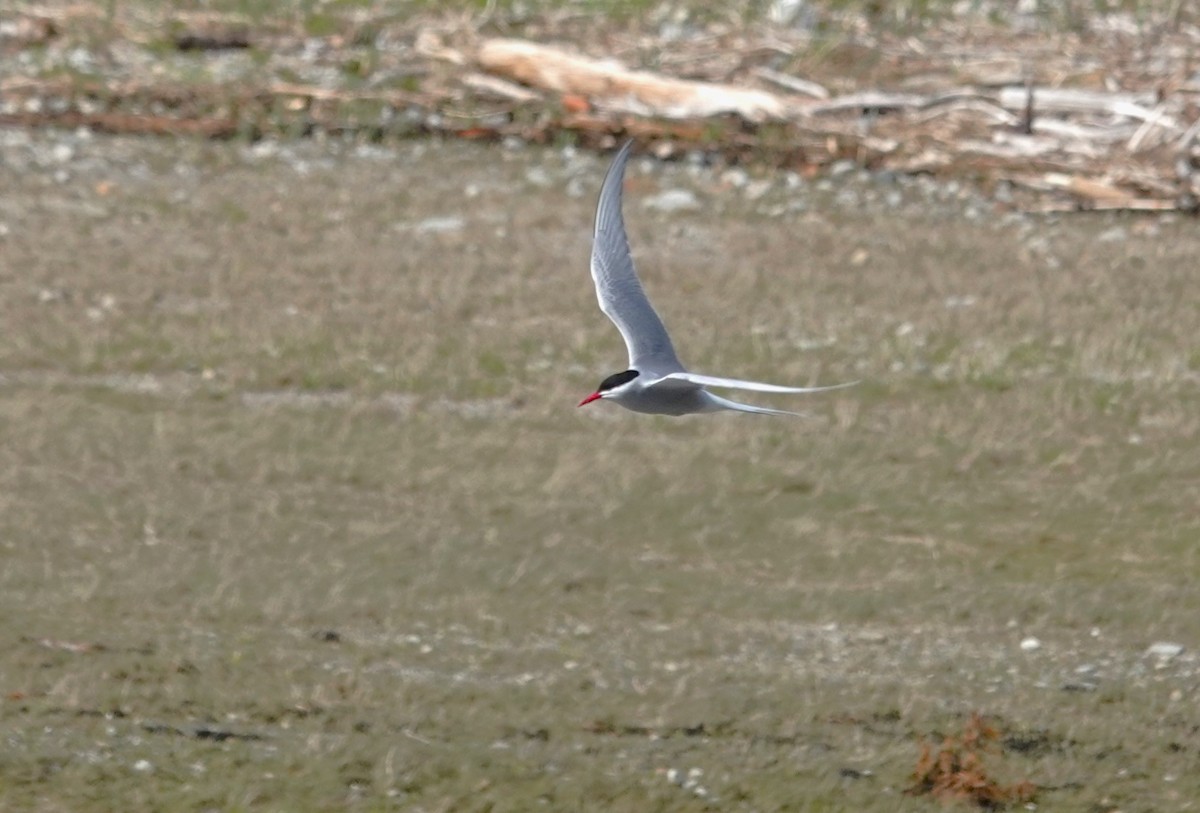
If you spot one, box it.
[743,179,772,200]
[248,140,281,159]
[642,189,701,213]
[1020,637,1041,651]
[524,166,552,187]
[565,176,588,198]
[408,216,465,234]
[1145,641,1184,660]
[50,143,74,164]
[664,766,714,801]
[829,159,857,177]
[720,167,749,188]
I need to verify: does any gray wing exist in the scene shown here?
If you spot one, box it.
[641,376,810,416]
[590,140,683,372]
[661,371,859,394]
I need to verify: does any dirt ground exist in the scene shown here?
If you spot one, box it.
[1,127,1198,811]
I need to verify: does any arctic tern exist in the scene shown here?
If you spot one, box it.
[578,140,855,416]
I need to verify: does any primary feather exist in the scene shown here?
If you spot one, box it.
[590,141,683,373]
[661,371,859,394]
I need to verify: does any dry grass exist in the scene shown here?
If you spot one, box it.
[0,134,1198,811]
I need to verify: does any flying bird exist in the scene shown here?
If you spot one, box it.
[578,140,855,416]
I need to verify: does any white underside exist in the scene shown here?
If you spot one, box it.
[604,378,806,417]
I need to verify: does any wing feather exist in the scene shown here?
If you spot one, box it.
[703,393,808,416]
[590,141,682,372]
[662,371,859,394]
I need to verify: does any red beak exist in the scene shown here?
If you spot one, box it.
[578,392,602,407]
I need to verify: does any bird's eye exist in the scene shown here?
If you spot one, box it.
[599,369,639,391]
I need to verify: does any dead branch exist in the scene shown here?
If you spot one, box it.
[752,67,829,99]
[804,91,932,116]
[996,86,1180,130]
[0,110,239,138]
[461,73,542,103]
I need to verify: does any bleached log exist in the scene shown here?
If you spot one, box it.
[1042,172,1134,201]
[996,86,1179,130]
[477,38,787,122]
[1031,118,1137,143]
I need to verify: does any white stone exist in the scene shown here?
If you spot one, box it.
[1145,641,1184,660]
[410,216,465,234]
[642,189,701,213]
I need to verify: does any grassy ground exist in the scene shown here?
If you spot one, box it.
[1,133,1198,811]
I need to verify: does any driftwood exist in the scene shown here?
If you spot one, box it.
[477,38,788,122]
[469,37,1199,212]
[2,5,1198,214]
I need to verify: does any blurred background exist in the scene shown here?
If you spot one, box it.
[1,2,1198,810]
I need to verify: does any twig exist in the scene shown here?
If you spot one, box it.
[1176,114,1200,149]
[0,111,239,138]
[910,98,1019,126]
[804,91,929,115]
[1127,102,1173,152]
[1030,198,1181,212]
[1021,80,1034,135]
[461,73,541,103]
[752,67,829,99]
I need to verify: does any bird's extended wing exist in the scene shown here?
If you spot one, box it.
[590,140,683,372]
[661,371,859,394]
[703,393,809,417]
[642,376,810,416]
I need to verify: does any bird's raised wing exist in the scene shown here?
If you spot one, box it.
[590,140,683,372]
[661,371,859,394]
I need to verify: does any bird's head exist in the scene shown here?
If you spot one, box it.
[578,369,640,407]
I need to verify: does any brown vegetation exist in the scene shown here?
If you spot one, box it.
[909,714,1037,808]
